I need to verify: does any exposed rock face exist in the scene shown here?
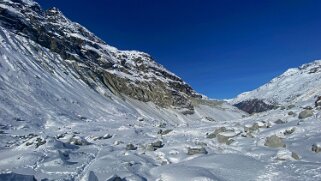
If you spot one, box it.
[234,99,276,114]
[0,0,202,111]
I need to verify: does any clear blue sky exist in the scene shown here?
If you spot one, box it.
[37,0,321,99]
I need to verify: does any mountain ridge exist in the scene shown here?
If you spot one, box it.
[231,59,321,113]
[0,0,205,114]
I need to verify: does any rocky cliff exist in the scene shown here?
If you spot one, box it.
[0,0,202,113]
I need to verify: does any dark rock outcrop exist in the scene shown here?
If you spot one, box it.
[126,143,137,150]
[234,99,276,114]
[312,143,321,153]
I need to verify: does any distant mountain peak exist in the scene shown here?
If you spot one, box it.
[232,59,321,113]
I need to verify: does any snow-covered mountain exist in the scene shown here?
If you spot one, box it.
[0,0,245,180]
[1,0,321,181]
[231,60,321,113]
[0,0,205,114]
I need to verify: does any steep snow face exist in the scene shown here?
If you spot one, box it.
[0,27,137,129]
[232,60,321,107]
[0,0,201,111]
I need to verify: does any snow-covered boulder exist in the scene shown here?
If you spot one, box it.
[312,143,321,153]
[298,110,313,119]
[244,122,266,133]
[264,135,285,148]
[137,117,144,122]
[24,136,47,148]
[146,140,164,151]
[157,129,173,136]
[68,136,90,146]
[126,143,137,150]
[274,119,287,124]
[284,127,296,135]
[187,147,208,155]
[291,152,300,160]
[288,111,295,116]
[206,127,227,139]
[217,131,240,145]
[276,149,300,160]
[92,134,113,141]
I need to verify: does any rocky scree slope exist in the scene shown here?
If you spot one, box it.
[231,60,321,113]
[0,0,203,113]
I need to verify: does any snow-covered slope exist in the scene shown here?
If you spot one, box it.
[231,60,321,113]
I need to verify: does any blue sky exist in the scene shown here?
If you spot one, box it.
[37,0,321,99]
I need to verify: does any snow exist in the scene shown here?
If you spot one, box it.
[276,149,295,161]
[0,26,245,180]
[219,131,240,137]
[231,60,321,105]
[0,0,321,180]
[0,27,320,179]
[0,4,23,16]
[21,0,38,6]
